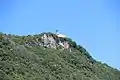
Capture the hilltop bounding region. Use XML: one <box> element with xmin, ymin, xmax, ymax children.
<box><xmin>0</xmin><ymin>32</ymin><xmax>120</xmax><ymax>80</ymax></box>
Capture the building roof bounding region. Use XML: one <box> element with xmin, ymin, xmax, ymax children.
<box><xmin>56</xmin><ymin>33</ymin><xmax>67</xmax><ymax>38</ymax></box>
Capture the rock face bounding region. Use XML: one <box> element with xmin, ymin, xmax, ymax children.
<box><xmin>41</xmin><ymin>34</ymin><xmax>56</xmax><ymax>49</ymax></box>
<box><xmin>23</xmin><ymin>33</ymin><xmax>71</xmax><ymax>51</ymax></box>
<box><xmin>35</xmin><ymin>33</ymin><xmax>70</xmax><ymax>50</ymax></box>
<box><xmin>63</xmin><ymin>41</ymin><xmax>69</xmax><ymax>49</ymax></box>
<box><xmin>58</xmin><ymin>41</ymin><xmax>69</xmax><ymax>50</ymax></box>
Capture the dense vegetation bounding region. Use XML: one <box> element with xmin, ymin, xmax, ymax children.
<box><xmin>0</xmin><ymin>32</ymin><xmax>120</xmax><ymax>80</ymax></box>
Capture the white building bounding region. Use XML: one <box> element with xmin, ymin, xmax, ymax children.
<box><xmin>56</xmin><ymin>32</ymin><xmax>67</xmax><ymax>38</ymax></box>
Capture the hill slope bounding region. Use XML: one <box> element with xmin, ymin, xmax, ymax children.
<box><xmin>0</xmin><ymin>32</ymin><xmax>120</xmax><ymax>80</ymax></box>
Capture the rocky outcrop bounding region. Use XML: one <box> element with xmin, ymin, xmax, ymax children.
<box><xmin>41</xmin><ymin>33</ymin><xmax>71</xmax><ymax>50</ymax></box>
<box><xmin>41</xmin><ymin>34</ymin><xmax>57</xmax><ymax>49</ymax></box>
<box><xmin>22</xmin><ymin>33</ymin><xmax>71</xmax><ymax>51</ymax></box>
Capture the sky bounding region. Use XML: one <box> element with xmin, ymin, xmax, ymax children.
<box><xmin>0</xmin><ymin>0</ymin><xmax>119</xmax><ymax>69</ymax></box>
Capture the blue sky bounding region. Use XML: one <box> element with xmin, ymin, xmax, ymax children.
<box><xmin>0</xmin><ymin>0</ymin><xmax>119</xmax><ymax>69</ymax></box>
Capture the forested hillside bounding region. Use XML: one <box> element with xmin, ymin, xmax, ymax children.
<box><xmin>0</xmin><ymin>32</ymin><xmax>120</xmax><ymax>80</ymax></box>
